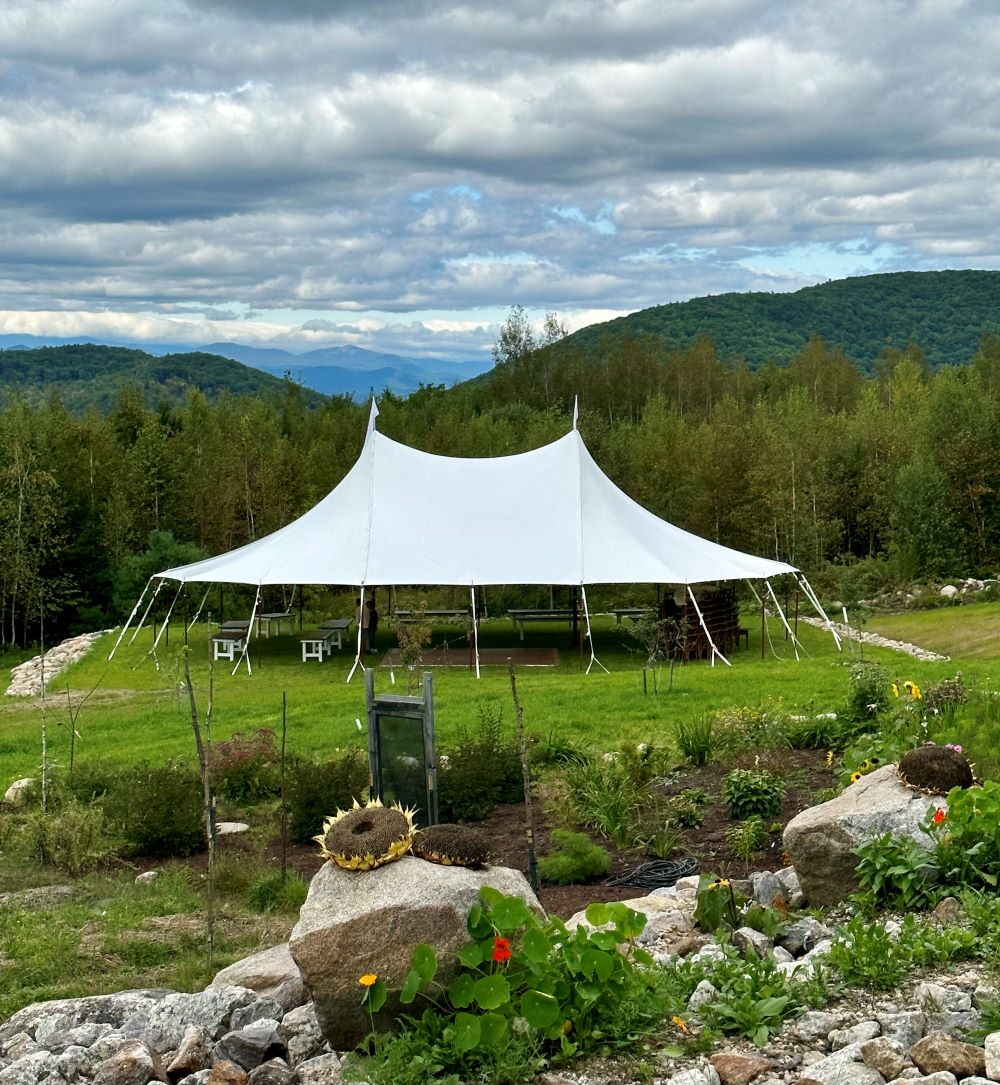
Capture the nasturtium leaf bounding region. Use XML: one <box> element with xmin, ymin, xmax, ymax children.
<box><xmin>521</xmin><ymin>989</ymin><xmax>560</xmax><ymax>1029</ymax></box>
<box><xmin>412</xmin><ymin>943</ymin><xmax>437</xmax><ymax>981</ymax></box>
<box><xmin>448</xmin><ymin>972</ymin><xmax>475</xmax><ymax>1009</ymax></box>
<box><xmin>364</xmin><ymin>977</ymin><xmax>387</xmax><ymax>1014</ymax></box>
<box><xmin>490</xmin><ymin>895</ymin><xmax>529</xmax><ymax>932</ymax></box>
<box><xmin>399</xmin><ymin>968</ymin><xmax>422</xmax><ymax>1004</ymax></box>
<box><xmin>577</xmin><ymin>980</ymin><xmax>601</xmax><ymax>1003</ymax></box>
<box><xmin>473</xmin><ymin>974</ymin><xmax>510</xmax><ymax>1011</ymax></box>
<box><xmin>585</xmin><ymin>948</ymin><xmax>614</xmax><ymax>982</ymax></box>
<box><xmin>478</xmin><ymin>1012</ymin><xmax>508</xmax><ymax>1047</ymax></box>
<box><xmin>466</xmin><ymin>903</ymin><xmax>484</xmax><ymax>934</ymax></box>
<box><xmin>584</xmin><ymin>902</ymin><xmax>612</xmax><ymax>927</ymax></box>
<box><xmin>479</xmin><ymin>886</ymin><xmax>503</xmax><ymax>908</ymax></box>
<box><xmin>457</xmin><ymin>943</ymin><xmax>485</xmax><ymax>968</ymax></box>
<box><xmin>452</xmin><ymin>1013</ymin><xmax>481</xmax><ymax>1054</ymax></box>
<box><xmin>520</xmin><ymin>928</ymin><xmax>551</xmax><ymax>964</ymax></box>
<box><xmin>590</xmin><ymin>931</ymin><xmax>618</xmax><ymax>951</ymax></box>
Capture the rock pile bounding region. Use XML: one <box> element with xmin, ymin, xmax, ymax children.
<box><xmin>5</xmin><ymin>632</ymin><xmax>111</xmax><ymax>697</ymax></box>
<box><xmin>797</xmin><ymin>617</ymin><xmax>948</xmax><ymax>662</ymax></box>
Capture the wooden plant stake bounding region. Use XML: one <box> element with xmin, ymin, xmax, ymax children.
<box><xmin>184</xmin><ymin>650</ymin><xmax>217</xmax><ymax>963</ymax></box>
<box><xmin>507</xmin><ymin>659</ymin><xmax>538</xmax><ymax>893</ymax></box>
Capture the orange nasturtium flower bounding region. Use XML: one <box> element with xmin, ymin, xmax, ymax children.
<box><xmin>359</xmin><ymin>973</ymin><xmax>378</xmax><ymax>987</ymax></box>
<box><xmin>933</xmin><ymin>808</ymin><xmax>946</xmax><ymax>825</ymax></box>
<box><xmin>672</xmin><ymin>1015</ymin><xmax>690</xmax><ymax>1033</ymax></box>
<box><xmin>492</xmin><ymin>937</ymin><xmax>512</xmax><ymax>962</ymax></box>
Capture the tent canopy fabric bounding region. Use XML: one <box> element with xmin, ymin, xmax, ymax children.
<box><xmin>156</xmin><ymin>426</ymin><xmax>797</xmax><ymax>587</ymax></box>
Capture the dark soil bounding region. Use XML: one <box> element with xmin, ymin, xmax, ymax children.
<box><xmin>184</xmin><ymin>748</ymin><xmax>836</xmax><ymax>921</ymax></box>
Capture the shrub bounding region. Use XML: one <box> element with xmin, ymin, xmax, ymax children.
<box><xmin>286</xmin><ymin>748</ymin><xmax>369</xmax><ymax>844</ymax></box>
<box><xmin>537</xmin><ymin>829</ymin><xmax>611</xmax><ymax>884</ymax></box>
<box><xmin>843</xmin><ymin>661</ymin><xmax>891</xmax><ymax>721</ymax></box>
<box><xmin>20</xmin><ymin>799</ymin><xmax>118</xmax><ymax>876</ymax></box>
<box><xmin>714</xmin><ymin>702</ymin><xmax>790</xmax><ymax>751</ymax></box>
<box><xmin>438</xmin><ymin>706</ymin><xmax>524</xmax><ymax>823</ymax></box>
<box><xmin>101</xmin><ymin>763</ymin><xmax>205</xmax><ymax>858</ymax></box>
<box><xmin>209</xmin><ymin>729</ymin><xmax>280</xmax><ymax>803</ymax></box>
<box><xmin>721</xmin><ymin>768</ymin><xmax>785</xmax><ymax>819</ymax></box>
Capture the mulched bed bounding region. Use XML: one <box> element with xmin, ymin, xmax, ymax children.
<box><xmin>195</xmin><ymin>748</ymin><xmax>836</xmax><ymax>921</ymax></box>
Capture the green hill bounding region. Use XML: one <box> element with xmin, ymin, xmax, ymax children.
<box><xmin>0</xmin><ymin>343</ymin><xmax>328</xmax><ymax>410</ymax></box>
<box><xmin>561</xmin><ymin>270</ymin><xmax>1000</xmax><ymax>371</ymax></box>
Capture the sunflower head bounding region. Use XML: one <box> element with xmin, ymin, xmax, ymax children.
<box><xmin>314</xmin><ymin>796</ymin><xmax>416</xmax><ymax>870</ymax></box>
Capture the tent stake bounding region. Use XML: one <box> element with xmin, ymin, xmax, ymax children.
<box><xmin>469</xmin><ymin>586</ymin><xmax>481</xmax><ymax>679</ymax></box>
<box><xmin>581</xmin><ymin>585</ymin><xmax>608</xmax><ymax>674</ymax></box>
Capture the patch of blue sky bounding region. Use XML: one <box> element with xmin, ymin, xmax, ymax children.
<box><xmin>551</xmin><ymin>204</ymin><xmax>616</xmax><ymax>235</ymax></box>
<box><xmin>621</xmin><ymin>246</ymin><xmax>714</xmax><ymax>263</ymax></box>
<box><xmin>736</xmin><ymin>240</ymin><xmax>905</xmax><ymax>279</ymax></box>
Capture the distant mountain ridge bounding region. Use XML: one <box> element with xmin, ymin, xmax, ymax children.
<box><xmin>557</xmin><ymin>270</ymin><xmax>1000</xmax><ymax>370</ymax></box>
<box><xmin>0</xmin><ymin>334</ymin><xmax>490</xmax><ymax>398</ymax></box>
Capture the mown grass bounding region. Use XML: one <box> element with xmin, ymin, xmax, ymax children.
<box><xmin>0</xmin><ymin>611</ymin><xmax>981</xmax><ymax>784</ymax></box>
<box><xmin>865</xmin><ymin>601</ymin><xmax>1000</xmax><ymax>660</ymax></box>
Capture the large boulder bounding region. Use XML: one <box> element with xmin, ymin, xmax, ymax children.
<box><xmin>783</xmin><ymin>764</ymin><xmax>939</xmax><ymax>906</ymax></box>
<box><xmin>210</xmin><ymin>946</ymin><xmax>306</xmax><ymax>1011</ymax></box>
<box><xmin>289</xmin><ymin>856</ymin><xmax>543</xmax><ymax>1050</ymax></box>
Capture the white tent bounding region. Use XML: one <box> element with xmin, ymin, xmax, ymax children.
<box><xmin>116</xmin><ymin>405</ymin><xmax>836</xmax><ymax>674</ymax></box>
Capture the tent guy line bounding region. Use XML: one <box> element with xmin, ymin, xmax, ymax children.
<box><xmin>110</xmin><ymin>400</ymin><xmax>838</xmax><ymax>678</ymax></box>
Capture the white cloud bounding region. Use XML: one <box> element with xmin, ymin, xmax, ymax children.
<box><xmin>0</xmin><ymin>0</ymin><xmax>995</xmax><ymax>349</ymax></box>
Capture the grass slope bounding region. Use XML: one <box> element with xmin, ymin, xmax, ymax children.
<box><xmin>865</xmin><ymin>602</ymin><xmax>1000</xmax><ymax>660</ymax></box>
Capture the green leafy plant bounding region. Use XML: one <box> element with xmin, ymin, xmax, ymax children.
<box><xmin>438</xmin><ymin>706</ymin><xmax>524</xmax><ymax>823</ymax></box>
<box><xmin>98</xmin><ymin>762</ymin><xmax>205</xmax><ymax>858</ymax></box>
<box><xmin>721</xmin><ymin>768</ymin><xmax>785</xmax><ymax>819</ymax></box>
<box><xmin>714</xmin><ymin>701</ymin><xmax>790</xmax><ymax>752</ymax></box>
<box><xmin>700</xmin><ymin>946</ymin><xmax>799</xmax><ymax>1046</ymax></box>
<box><xmin>828</xmin><ymin>914</ymin><xmax>910</xmax><ymax>990</ymax></box>
<box><xmin>853</xmin><ymin>831</ymin><xmax>938</xmax><ymax>911</ymax></box>
<box><xmin>353</xmin><ymin>888</ymin><xmax>661</xmax><ymax>1084</ymax></box>
<box><xmin>246</xmin><ymin>871</ymin><xmax>310</xmax><ymax>913</ymax></box>
<box><xmin>537</xmin><ymin>830</ymin><xmax>611</xmax><ymax>885</ymax></box>
<box><xmin>843</xmin><ymin>661</ymin><xmax>892</xmax><ymax>721</ymax></box>
<box><xmin>927</xmin><ymin>782</ymin><xmax>1000</xmax><ymax>890</ymax></box>
<box><xmin>663</xmin><ymin>790</ymin><xmax>708</xmax><ymax>828</ymax></box>
<box><xmin>725</xmin><ymin>816</ymin><xmax>768</xmax><ymax>862</ymax></box>
<box><xmin>674</xmin><ymin>714</ymin><xmax>718</xmax><ymax>766</ymax></box>
<box><xmin>693</xmin><ymin>874</ymin><xmax>745</xmax><ymax>933</ymax></box>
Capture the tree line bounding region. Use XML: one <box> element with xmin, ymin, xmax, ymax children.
<box><xmin>3</xmin><ymin>330</ymin><xmax>1000</xmax><ymax>646</ymax></box>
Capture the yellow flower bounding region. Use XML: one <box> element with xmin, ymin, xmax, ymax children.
<box><xmin>826</xmin><ymin>750</ymin><xmax>834</xmax><ymax>766</ymax></box>
<box><xmin>912</xmin><ymin>684</ymin><xmax>922</xmax><ymax>700</ymax></box>
<box><xmin>891</xmin><ymin>683</ymin><xmax>900</xmax><ymax>697</ymax></box>
<box><xmin>359</xmin><ymin>973</ymin><xmax>378</xmax><ymax>987</ymax></box>
<box><xmin>672</xmin><ymin>1015</ymin><xmax>690</xmax><ymax>1033</ymax></box>
<box><xmin>850</xmin><ymin>771</ymin><xmax>862</xmax><ymax>782</ymax></box>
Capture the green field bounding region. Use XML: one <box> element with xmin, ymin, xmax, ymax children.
<box><xmin>0</xmin><ymin>609</ymin><xmax>987</xmax><ymax>785</ymax></box>
<box><xmin>865</xmin><ymin>601</ymin><xmax>1000</xmax><ymax>660</ymax></box>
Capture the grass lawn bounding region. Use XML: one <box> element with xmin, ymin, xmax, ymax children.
<box><xmin>865</xmin><ymin>601</ymin><xmax>1000</xmax><ymax>660</ymax></box>
<box><xmin>0</xmin><ymin>609</ymin><xmax>987</xmax><ymax>785</ymax></box>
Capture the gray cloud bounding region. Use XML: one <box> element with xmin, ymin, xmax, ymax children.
<box><xmin>0</xmin><ymin>0</ymin><xmax>996</xmax><ymax>356</ymax></box>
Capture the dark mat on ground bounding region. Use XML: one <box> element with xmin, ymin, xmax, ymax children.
<box><xmin>379</xmin><ymin>647</ymin><xmax>559</xmax><ymax>667</ymax></box>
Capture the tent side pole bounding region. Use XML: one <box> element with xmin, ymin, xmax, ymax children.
<box><xmin>797</xmin><ymin>574</ymin><xmax>842</xmax><ymax>650</ymax></box>
<box><xmin>128</xmin><ymin>578</ymin><xmax>164</xmax><ymax>646</ymax></box>
<box><xmin>151</xmin><ymin>583</ymin><xmax>184</xmax><ymax>658</ymax></box>
<box><xmin>744</xmin><ymin>579</ymin><xmax>778</xmax><ymax>660</ymax></box>
<box><xmin>232</xmin><ymin>587</ymin><xmax>261</xmax><ymax>676</ymax></box>
<box><xmin>686</xmin><ymin>586</ymin><xmax>731</xmax><ymax>668</ymax></box>
<box><xmin>187</xmin><ymin>585</ymin><xmax>212</xmax><ymax>633</ymax></box>
<box><xmin>108</xmin><ymin>578</ymin><xmax>153</xmax><ymax>660</ymax></box>
<box><xmin>470</xmin><ymin>586</ymin><xmax>481</xmax><ymax>680</ymax></box>
<box><xmin>581</xmin><ymin>586</ymin><xmax>609</xmax><ymax>675</ymax></box>
<box><xmin>764</xmin><ymin>579</ymin><xmax>805</xmax><ymax>661</ymax></box>
<box><xmin>347</xmin><ymin>586</ymin><xmax>366</xmax><ymax>684</ymax></box>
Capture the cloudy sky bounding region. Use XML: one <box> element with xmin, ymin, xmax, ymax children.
<box><xmin>0</xmin><ymin>0</ymin><xmax>997</xmax><ymax>361</ymax></box>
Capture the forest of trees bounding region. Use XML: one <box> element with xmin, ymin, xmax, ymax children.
<box><xmin>3</xmin><ymin>327</ymin><xmax>1000</xmax><ymax>646</ymax></box>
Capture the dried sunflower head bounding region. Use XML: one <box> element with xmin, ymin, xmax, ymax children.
<box><xmin>314</xmin><ymin>796</ymin><xmax>416</xmax><ymax>870</ymax></box>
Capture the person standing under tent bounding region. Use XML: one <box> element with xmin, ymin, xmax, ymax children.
<box><xmin>365</xmin><ymin>596</ymin><xmax>379</xmax><ymax>653</ymax></box>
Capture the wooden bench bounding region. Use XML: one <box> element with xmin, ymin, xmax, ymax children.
<box><xmin>319</xmin><ymin>617</ymin><xmax>353</xmax><ymax>649</ymax></box>
<box><xmin>212</xmin><ymin>634</ymin><xmax>247</xmax><ymax>661</ymax></box>
<box><xmin>299</xmin><ymin>630</ymin><xmax>338</xmax><ymax>662</ymax></box>
<box><xmin>613</xmin><ymin>607</ymin><xmax>651</xmax><ymax>625</ymax></box>
<box><xmin>507</xmin><ymin>609</ymin><xmax>575</xmax><ymax>641</ymax></box>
